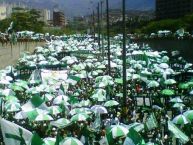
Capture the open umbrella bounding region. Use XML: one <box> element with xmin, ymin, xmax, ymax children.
<box><xmin>53</xmin><ymin>95</ymin><xmax>69</xmax><ymax>105</ymax></box>
<box><xmin>91</xmin><ymin>105</ymin><xmax>108</xmax><ymax>114</ymax></box>
<box><xmin>170</xmin><ymin>97</ymin><xmax>183</xmax><ymax>103</ymax></box>
<box><xmin>50</xmin><ymin>118</ymin><xmax>70</xmax><ymax>128</ymax></box>
<box><xmin>172</xmin><ymin>114</ymin><xmax>189</xmax><ymax>125</ymax></box>
<box><xmin>34</xmin><ymin>114</ymin><xmax>53</xmax><ymax>121</ymax></box>
<box><xmin>60</xmin><ymin>137</ymin><xmax>83</xmax><ymax>145</ymax></box>
<box><xmin>43</xmin><ymin>137</ymin><xmax>56</xmax><ymax>145</ymax></box>
<box><xmin>48</xmin><ymin>106</ymin><xmax>62</xmax><ymax>115</ymax></box>
<box><xmin>4</xmin><ymin>102</ymin><xmax>21</xmax><ymax>112</ymax></box>
<box><xmin>183</xmin><ymin>110</ymin><xmax>193</xmax><ymax>121</ymax></box>
<box><xmin>104</xmin><ymin>100</ymin><xmax>119</xmax><ymax>107</ymax></box>
<box><xmin>161</xmin><ymin>89</ymin><xmax>175</xmax><ymax>96</ymax></box>
<box><xmin>179</xmin><ymin>83</ymin><xmax>189</xmax><ymax>90</ymax></box>
<box><xmin>165</xmin><ymin>79</ymin><xmax>176</xmax><ymax>85</ymax></box>
<box><xmin>110</xmin><ymin>125</ymin><xmax>129</xmax><ymax>139</ymax></box>
<box><xmin>70</xmin><ymin>113</ymin><xmax>89</xmax><ymax>122</ymax></box>
<box><xmin>147</xmin><ymin>81</ymin><xmax>159</xmax><ymax>88</ymax></box>
<box><xmin>172</xmin><ymin>103</ymin><xmax>185</xmax><ymax>108</ymax></box>
<box><xmin>69</xmin><ymin>108</ymin><xmax>91</xmax><ymax>116</ymax></box>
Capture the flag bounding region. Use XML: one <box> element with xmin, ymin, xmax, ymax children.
<box><xmin>123</xmin><ymin>128</ymin><xmax>145</xmax><ymax>145</ymax></box>
<box><xmin>21</xmin><ymin>95</ymin><xmax>48</xmax><ymax>111</ymax></box>
<box><xmin>105</xmin><ymin>127</ymin><xmax>113</xmax><ymax>145</ymax></box>
<box><xmin>92</xmin><ymin>113</ymin><xmax>101</xmax><ymax>131</ymax></box>
<box><xmin>30</xmin><ymin>132</ymin><xmax>44</xmax><ymax>145</ymax></box>
<box><xmin>0</xmin><ymin>118</ymin><xmax>33</xmax><ymax>145</ymax></box>
<box><xmin>168</xmin><ymin>121</ymin><xmax>189</xmax><ymax>144</ymax></box>
<box><xmin>145</xmin><ymin>113</ymin><xmax>158</xmax><ymax>130</ymax></box>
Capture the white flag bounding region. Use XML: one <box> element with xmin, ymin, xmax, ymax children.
<box><xmin>0</xmin><ymin>118</ymin><xmax>33</xmax><ymax>145</ymax></box>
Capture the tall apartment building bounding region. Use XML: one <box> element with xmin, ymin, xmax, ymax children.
<box><xmin>156</xmin><ymin>0</ymin><xmax>193</xmax><ymax>19</ymax></box>
<box><xmin>53</xmin><ymin>10</ymin><xmax>65</xmax><ymax>27</ymax></box>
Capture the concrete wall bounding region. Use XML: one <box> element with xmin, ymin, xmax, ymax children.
<box><xmin>0</xmin><ymin>42</ymin><xmax>45</xmax><ymax>69</ymax></box>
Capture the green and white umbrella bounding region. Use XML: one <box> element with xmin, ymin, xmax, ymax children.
<box><xmin>91</xmin><ymin>105</ymin><xmax>108</xmax><ymax>114</ymax></box>
<box><xmin>170</xmin><ymin>97</ymin><xmax>183</xmax><ymax>103</ymax></box>
<box><xmin>50</xmin><ymin>118</ymin><xmax>70</xmax><ymax>128</ymax></box>
<box><xmin>172</xmin><ymin>103</ymin><xmax>185</xmax><ymax>108</ymax></box>
<box><xmin>43</xmin><ymin>137</ymin><xmax>56</xmax><ymax>145</ymax></box>
<box><xmin>110</xmin><ymin>125</ymin><xmax>129</xmax><ymax>139</ymax></box>
<box><xmin>79</xmin><ymin>100</ymin><xmax>91</xmax><ymax>107</ymax></box>
<box><xmin>165</xmin><ymin>79</ymin><xmax>176</xmax><ymax>85</ymax></box>
<box><xmin>172</xmin><ymin>114</ymin><xmax>189</xmax><ymax>125</ymax></box>
<box><xmin>161</xmin><ymin>89</ymin><xmax>175</xmax><ymax>96</ymax></box>
<box><xmin>60</xmin><ymin>137</ymin><xmax>83</xmax><ymax>145</ymax></box>
<box><xmin>183</xmin><ymin>110</ymin><xmax>193</xmax><ymax>121</ymax></box>
<box><xmin>179</xmin><ymin>83</ymin><xmax>189</xmax><ymax>90</ymax></box>
<box><xmin>147</xmin><ymin>81</ymin><xmax>159</xmax><ymax>88</ymax></box>
<box><xmin>4</xmin><ymin>102</ymin><xmax>21</xmax><ymax>112</ymax></box>
<box><xmin>10</xmin><ymin>84</ymin><xmax>24</xmax><ymax>92</ymax></box>
<box><xmin>53</xmin><ymin>95</ymin><xmax>69</xmax><ymax>105</ymax></box>
<box><xmin>34</xmin><ymin>114</ymin><xmax>53</xmax><ymax>121</ymax></box>
<box><xmin>26</xmin><ymin>108</ymin><xmax>49</xmax><ymax>121</ymax></box>
<box><xmin>5</xmin><ymin>96</ymin><xmax>19</xmax><ymax>102</ymax></box>
<box><xmin>69</xmin><ymin>108</ymin><xmax>91</xmax><ymax>116</ymax></box>
<box><xmin>15</xmin><ymin>80</ymin><xmax>29</xmax><ymax>89</ymax></box>
<box><xmin>104</xmin><ymin>100</ymin><xmax>119</xmax><ymax>107</ymax></box>
<box><xmin>48</xmin><ymin>106</ymin><xmax>62</xmax><ymax>115</ymax></box>
<box><xmin>70</xmin><ymin>113</ymin><xmax>89</xmax><ymax>122</ymax></box>
<box><xmin>114</xmin><ymin>78</ymin><xmax>123</xmax><ymax>84</ymax></box>
<box><xmin>124</xmin><ymin>122</ymin><xmax>144</xmax><ymax>132</ymax></box>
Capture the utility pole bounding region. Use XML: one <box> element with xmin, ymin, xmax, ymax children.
<box><xmin>101</xmin><ymin>1</ymin><xmax>104</xmax><ymax>60</ymax></box>
<box><xmin>122</xmin><ymin>0</ymin><xmax>127</xmax><ymax>114</ymax></box>
<box><xmin>97</xmin><ymin>3</ymin><xmax>101</xmax><ymax>50</ymax></box>
<box><xmin>106</xmin><ymin>0</ymin><xmax>111</xmax><ymax>76</ymax></box>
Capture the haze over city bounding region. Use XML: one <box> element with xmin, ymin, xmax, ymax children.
<box><xmin>1</xmin><ymin>0</ymin><xmax>155</xmax><ymax>17</ymax></box>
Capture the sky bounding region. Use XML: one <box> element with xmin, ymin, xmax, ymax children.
<box><xmin>3</xmin><ymin>0</ymin><xmax>155</xmax><ymax>17</ymax></box>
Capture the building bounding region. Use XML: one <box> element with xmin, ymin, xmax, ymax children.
<box><xmin>0</xmin><ymin>5</ymin><xmax>7</xmax><ymax>20</ymax></box>
<box><xmin>39</xmin><ymin>9</ymin><xmax>51</xmax><ymax>25</ymax></box>
<box><xmin>156</xmin><ymin>0</ymin><xmax>193</xmax><ymax>19</ymax></box>
<box><xmin>53</xmin><ymin>10</ymin><xmax>65</xmax><ymax>27</ymax></box>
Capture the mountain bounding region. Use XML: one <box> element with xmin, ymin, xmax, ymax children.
<box><xmin>2</xmin><ymin>0</ymin><xmax>155</xmax><ymax>17</ymax></box>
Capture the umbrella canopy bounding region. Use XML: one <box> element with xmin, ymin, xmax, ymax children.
<box><xmin>69</xmin><ymin>108</ymin><xmax>91</xmax><ymax>116</ymax></box>
<box><xmin>170</xmin><ymin>97</ymin><xmax>183</xmax><ymax>103</ymax></box>
<box><xmin>48</xmin><ymin>106</ymin><xmax>62</xmax><ymax>115</ymax></box>
<box><xmin>53</xmin><ymin>95</ymin><xmax>69</xmax><ymax>105</ymax></box>
<box><xmin>70</xmin><ymin>113</ymin><xmax>89</xmax><ymax>122</ymax></box>
<box><xmin>179</xmin><ymin>83</ymin><xmax>189</xmax><ymax>90</ymax></box>
<box><xmin>147</xmin><ymin>81</ymin><xmax>159</xmax><ymax>88</ymax></box>
<box><xmin>4</xmin><ymin>102</ymin><xmax>21</xmax><ymax>112</ymax></box>
<box><xmin>34</xmin><ymin>114</ymin><xmax>53</xmax><ymax>121</ymax></box>
<box><xmin>161</xmin><ymin>89</ymin><xmax>175</xmax><ymax>96</ymax></box>
<box><xmin>165</xmin><ymin>79</ymin><xmax>176</xmax><ymax>85</ymax></box>
<box><xmin>43</xmin><ymin>137</ymin><xmax>56</xmax><ymax>145</ymax></box>
<box><xmin>91</xmin><ymin>105</ymin><xmax>108</xmax><ymax>114</ymax></box>
<box><xmin>60</xmin><ymin>137</ymin><xmax>83</xmax><ymax>145</ymax></box>
<box><xmin>172</xmin><ymin>103</ymin><xmax>185</xmax><ymax>108</ymax></box>
<box><xmin>172</xmin><ymin>114</ymin><xmax>189</xmax><ymax>125</ymax></box>
<box><xmin>50</xmin><ymin>118</ymin><xmax>70</xmax><ymax>128</ymax></box>
<box><xmin>110</xmin><ymin>125</ymin><xmax>129</xmax><ymax>139</ymax></box>
<box><xmin>183</xmin><ymin>110</ymin><xmax>193</xmax><ymax>121</ymax></box>
<box><xmin>104</xmin><ymin>100</ymin><xmax>119</xmax><ymax>107</ymax></box>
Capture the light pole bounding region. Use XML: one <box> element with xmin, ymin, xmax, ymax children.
<box><xmin>106</xmin><ymin>0</ymin><xmax>111</xmax><ymax>76</ymax></box>
<box><xmin>122</xmin><ymin>0</ymin><xmax>127</xmax><ymax>112</ymax></box>
<box><xmin>97</xmin><ymin>3</ymin><xmax>101</xmax><ymax>51</ymax></box>
<box><xmin>101</xmin><ymin>1</ymin><xmax>104</xmax><ymax>60</ymax></box>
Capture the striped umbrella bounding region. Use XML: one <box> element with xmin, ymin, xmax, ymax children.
<box><xmin>110</xmin><ymin>125</ymin><xmax>129</xmax><ymax>139</ymax></box>
<box><xmin>170</xmin><ymin>97</ymin><xmax>183</xmax><ymax>103</ymax></box>
<box><xmin>104</xmin><ymin>100</ymin><xmax>119</xmax><ymax>107</ymax></box>
<box><xmin>53</xmin><ymin>95</ymin><xmax>69</xmax><ymax>105</ymax></box>
<box><xmin>172</xmin><ymin>114</ymin><xmax>190</xmax><ymax>125</ymax></box>
<box><xmin>4</xmin><ymin>102</ymin><xmax>21</xmax><ymax>112</ymax></box>
<box><xmin>50</xmin><ymin>118</ymin><xmax>70</xmax><ymax>128</ymax></box>
<box><xmin>48</xmin><ymin>106</ymin><xmax>62</xmax><ymax>115</ymax></box>
<box><xmin>183</xmin><ymin>110</ymin><xmax>193</xmax><ymax>121</ymax></box>
<box><xmin>165</xmin><ymin>79</ymin><xmax>176</xmax><ymax>85</ymax></box>
<box><xmin>91</xmin><ymin>105</ymin><xmax>108</xmax><ymax>114</ymax></box>
<box><xmin>70</xmin><ymin>113</ymin><xmax>89</xmax><ymax>122</ymax></box>
<box><xmin>69</xmin><ymin>108</ymin><xmax>91</xmax><ymax>116</ymax></box>
<box><xmin>60</xmin><ymin>137</ymin><xmax>83</xmax><ymax>145</ymax></box>
<box><xmin>43</xmin><ymin>137</ymin><xmax>56</xmax><ymax>145</ymax></box>
<box><xmin>35</xmin><ymin>114</ymin><xmax>53</xmax><ymax>121</ymax></box>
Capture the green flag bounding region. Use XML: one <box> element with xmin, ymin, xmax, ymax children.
<box><xmin>168</xmin><ymin>121</ymin><xmax>189</xmax><ymax>144</ymax></box>
<box><xmin>31</xmin><ymin>132</ymin><xmax>44</xmax><ymax>145</ymax></box>
<box><xmin>145</xmin><ymin>113</ymin><xmax>158</xmax><ymax>131</ymax></box>
<box><xmin>123</xmin><ymin>128</ymin><xmax>145</xmax><ymax>145</ymax></box>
